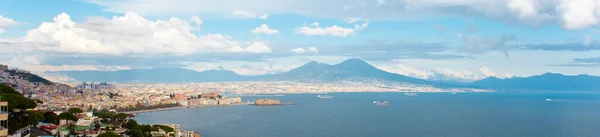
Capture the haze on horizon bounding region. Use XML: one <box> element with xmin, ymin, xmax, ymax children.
<box><xmin>1</xmin><ymin>0</ymin><xmax>600</xmax><ymax>83</ymax></box>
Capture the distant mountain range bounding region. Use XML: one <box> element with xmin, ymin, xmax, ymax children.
<box><xmin>48</xmin><ymin>58</ymin><xmax>600</xmax><ymax>91</ymax></box>
<box><xmin>48</xmin><ymin>68</ymin><xmax>266</xmax><ymax>83</ymax></box>
<box><xmin>472</xmin><ymin>73</ymin><xmax>600</xmax><ymax>91</ymax></box>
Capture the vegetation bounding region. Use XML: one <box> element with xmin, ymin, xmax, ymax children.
<box><xmin>122</xmin><ymin>119</ymin><xmax>174</xmax><ymax>137</ymax></box>
<box><xmin>4</xmin><ymin>69</ymin><xmax>53</xmax><ymax>85</ymax></box>
<box><xmin>116</xmin><ymin>103</ymin><xmax>180</xmax><ymax>112</ymax></box>
<box><xmin>97</xmin><ymin>131</ymin><xmax>121</xmax><ymax>137</ymax></box>
<box><xmin>27</xmin><ymin>111</ymin><xmax>45</xmax><ymax>125</ymax></box>
<box><xmin>68</xmin><ymin>108</ymin><xmax>84</xmax><ymax>114</ymax></box>
<box><xmin>43</xmin><ymin>111</ymin><xmax>59</xmax><ymax>124</ymax></box>
<box><xmin>0</xmin><ymin>84</ymin><xmax>38</xmax><ymax>134</ymax></box>
<box><xmin>58</xmin><ymin>112</ymin><xmax>78</xmax><ymax>123</ymax></box>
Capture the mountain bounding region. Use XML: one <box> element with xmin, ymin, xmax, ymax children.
<box><xmin>270</xmin><ymin>58</ymin><xmax>436</xmax><ymax>85</ymax></box>
<box><xmin>472</xmin><ymin>73</ymin><xmax>600</xmax><ymax>91</ymax></box>
<box><xmin>49</xmin><ymin>68</ymin><xmax>266</xmax><ymax>83</ymax></box>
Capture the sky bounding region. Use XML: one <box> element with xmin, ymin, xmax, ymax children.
<box><xmin>0</xmin><ymin>0</ymin><xmax>600</xmax><ymax>82</ymax></box>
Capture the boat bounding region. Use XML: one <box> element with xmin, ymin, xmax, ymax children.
<box><xmin>317</xmin><ymin>95</ymin><xmax>334</xmax><ymax>99</ymax></box>
<box><xmin>373</xmin><ymin>101</ymin><xmax>389</xmax><ymax>106</ymax></box>
<box><xmin>546</xmin><ymin>98</ymin><xmax>552</xmax><ymax>102</ymax></box>
<box><xmin>405</xmin><ymin>92</ymin><xmax>418</xmax><ymax>96</ymax></box>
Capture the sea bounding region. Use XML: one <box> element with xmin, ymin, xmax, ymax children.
<box><xmin>134</xmin><ymin>92</ymin><xmax>600</xmax><ymax>137</ymax></box>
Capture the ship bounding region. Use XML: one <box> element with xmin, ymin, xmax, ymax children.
<box><xmin>373</xmin><ymin>101</ymin><xmax>389</xmax><ymax>106</ymax></box>
<box><xmin>405</xmin><ymin>92</ymin><xmax>418</xmax><ymax>96</ymax></box>
<box><xmin>317</xmin><ymin>95</ymin><xmax>334</xmax><ymax>99</ymax></box>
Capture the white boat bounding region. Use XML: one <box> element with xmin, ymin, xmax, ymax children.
<box><xmin>317</xmin><ymin>95</ymin><xmax>334</xmax><ymax>99</ymax></box>
<box><xmin>405</xmin><ymin>92</ymin><xmax>418</xmax><ymax>96</ymax></box>
<box><xmin>373</xmin><ymin>101</ymin><xmax>389</xmax><ymax>106</ymax></box>
<box><xmin>546</xmin><ymin>98</ymin><xmax>552</xmax><ymax>101</ymax></box>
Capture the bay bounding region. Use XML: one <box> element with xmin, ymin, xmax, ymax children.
<box><xmin>134</xmin><ymin>92</ymin><xmax>600</xmax><ymax>137</ymax></box>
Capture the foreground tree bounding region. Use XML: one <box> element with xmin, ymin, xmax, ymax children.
<box><xmin>0</xmin><ymin>85</ymin><xmax>38</xmax><ymax>134</ymax></box>
<box><xmin>43</xmin><ymin>111</ymin><xmax>59</xmax><ymax>124</ymax></box>
<box><xmin>27</xmin><ymin>111</ymin><xmax>45</xmax><ymax>125</ymax></box>
<box><xmin>98</xmin><ymin>131</ymin><xmax>121</xmax><ymax>137</ymax></box>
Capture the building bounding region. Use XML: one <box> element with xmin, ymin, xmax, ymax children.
<box><xmin>0</xmin><ymin>64</ymin><xmax>8</xmax><ymax>71</ymax></box>
<box><xmin>1</xmin><ymin>100</ymin><xmax>8</xmax><ymax>137</ymax></box>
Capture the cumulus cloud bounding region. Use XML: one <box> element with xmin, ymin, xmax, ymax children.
<box><xmin>296</xmin><ymin>22</ymin><xmax>355</xmax><ymax>37</ymax></box>
<box><xmin>379</xmin><ymin>64</ymin><xmax>481</xmax><ymax>82</ymax></box>
<box><xmin>296</xmin><ymin>21</ymin><xmax>369</xmax><ymax>37</ymax></box>
<box><xmin>479</xmin><ymin>66</ymin><xmax>512</xmax><ymax>78</ymax></box>
<box><xmin>291</xmin><ymin>48</ymin><xmax>306</xmax><ymax>54</ymax></box>
<box><xmin>0</xmin><ymin>15</ymin><xmax>17</xmax><ymax>34</ymax></box>
<box><xmin>308</xmin><ymin>47</ymin><xmax>318</xmax><ymax>53</ymax></box>
<box><xmin>251</xmin><ymin>24</ymin><xmax>279</xmax><ymax>35</ymax></box>
<box><xmin>242</xmin><ymin>41</ymin><xmax>272</xmax><ymax>54</ymax></box>
<box><xmin>557</xmin><ymin>0</ymin><xmax>600</xmax><ymax>30</ymax></box>
<box><xmin>291</xmin><ymin>47</ymin><xmax>318</xmax><ymax>54</ymax></box>
<box><xmin>13</xmin><ymin>12</ymin><xmax>271</xmax><ymax>55</ymax></box>
<box><xmin>232</xmin><ymin>10</ymin><xmax>268</xmax><ymax>19</ymax></box>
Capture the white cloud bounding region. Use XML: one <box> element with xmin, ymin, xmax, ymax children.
<box><xmin>479</xmin><ymin>66</ymin><xmax>512</xmax><ymax>78</ymax></box>
<box><xmin>292</xmin><ymin>47</ymin><xmax>318</xmax><ymax>54</ymax></box>
<box><xmin>292</xmin><ymin>48</ymin><xmax>306</xmax><ymax>54</ymax></box>
<box><xmin>251</xmin><ymin>24</ymin><xmax>279</xmax><ymax>35</ymax></box>
<box><xmin>232</xmin><ymin>10</ymin><xmax>268</xmax><ymax>19</ymax></box>
<box><xmin>244</xmin><ymin>41</ymin><xmax>272</xmax><ymax>54</ymax></box>
<box><xmin>85</xmin><ymin>0</ymin><xmax>600</xmax><ymax>30</ymax></box>
<box><xmin>0</xmin><ymin>15</ymin><xmax>16</xmax><ymax>27</ymax></box>
<box><xmin>308</xmin><ymin>47</ymin><xmax>318</xmax><ymax>53</ymax></box>
<box><xmin>479</xmin><ymin>66</ymin><xmax>497</xmax><ymax>77</ymax></box>
<box><xmin>379</xmin><ymin>64</ymin><xmax>482</xmax><ymax>82</ymax></box>
<box><xmin>190</xmin><ymin>16</ymin><xmax>202</xmax><ymax>30</ymax></box>
<box><xmin>296</xmin><ymin>22</ymin><xmax>356</xmax><ymax>37</ymax></box>
<box><xmin>557</xmin><ymin>0</ymin><xmax>600</xmax><ymax>30</ymax></box>
<box><xmin>14</xmin><ymin>12</ymin><xmax>270</xmax><ymax>55</ymax></box>
<box><xmin>0</xmin><ymin>15</ymin><xmax>17</xmax><ymax>34</ymax></box>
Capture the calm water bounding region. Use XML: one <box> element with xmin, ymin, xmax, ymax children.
<box><xmin>135</xmin><ymin>92</ymin><xmax>600</xmax><ymax>137</ymax></box>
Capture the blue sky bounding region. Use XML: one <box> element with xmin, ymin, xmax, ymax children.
<box><xmin>0</xmin><ymin>0</ymin><xmax>599</xmax><ymax>82</ymax></box>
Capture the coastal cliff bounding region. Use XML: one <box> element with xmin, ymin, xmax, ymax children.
<box><xmin>254</xmin><ymin>99</ymin><xmax>281</xmax><ymax>105</ymax></box>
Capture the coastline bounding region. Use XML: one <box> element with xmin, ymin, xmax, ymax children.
<box><xmin>124</xmin><ymin>103</ymin><xmax>250</xmax><ymax>114</ymax></box>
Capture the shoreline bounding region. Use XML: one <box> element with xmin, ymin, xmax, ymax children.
<box><xmin>124</xmin><ymin>104</ymin><xmax>251</xmax><ymax>114</ymax></box>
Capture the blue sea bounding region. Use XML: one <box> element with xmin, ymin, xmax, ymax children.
<box><xmin>134</xmin><ymin>92</ymin><xmax>600</xmax><ymax>137</ymax></box>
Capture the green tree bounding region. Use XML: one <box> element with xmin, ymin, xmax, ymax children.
<box><xmin>0</xmin><ymin>85</ymin><xmax>38</xmax><ymax>134</ymax></box>
<box><xmin>68</xmin><ymin>108</ymin><xmax>84</xmax><ymax>114</ymax></box>
<box><xmin>114</xmin><ymin>113</ymin><xmax>129</xmax><ymax>120</ymax></box>
<box><xmin>58</xmin><ymin>112</ymin><xmax>78</xmax><ymax>122</ymax></box>
<box><xmin>27</xmin><ymin>111</ymin><xmax>44</xmax><ymax>125</ymax></box>
<box><xmin>152</xmin><ymin>125</ymin><xmax>174</xmax><ymax>133</ymax></box>
<box><xmin>43</xmin><ymin>111</ymin><xmax>59</xmax><ymax>124</ymax></box>
<box><xmin>121</xmin><ymin>119</ymin><xmax>139</xmax><ymax>130</ymax></box>
<box><xmin>98</xmin><ymin>131</ymin><xmax>121</xmax><ymax>137</ymax></box>
<box><xmin>125</xmin><ymin>129</ymin><xmax>144</xmax><ymax>137</ymax></box>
